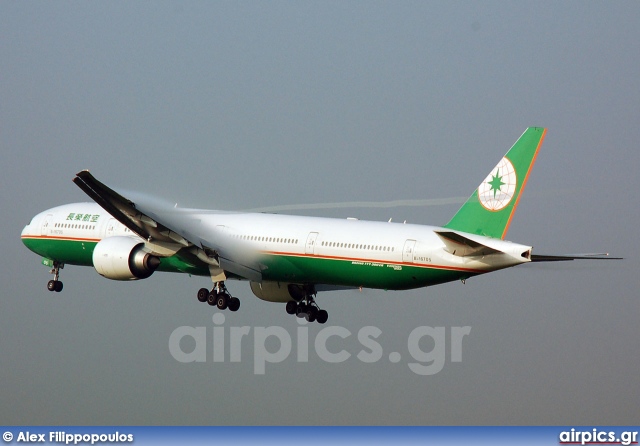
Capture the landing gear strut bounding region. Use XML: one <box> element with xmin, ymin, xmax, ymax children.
<box><xmin>285</xmin><ymin>292</ymin><xmax>328</xmax><ymax>324</ymax></box>
<box><xmin>197</xmin><ymin>281</ymin><xmax>240</xmax><ymax>312</ymax></box>
<box><xmin>47</xmin><ymin>261</ymin><xmax>64</xmax><ymax>292</ymax></box>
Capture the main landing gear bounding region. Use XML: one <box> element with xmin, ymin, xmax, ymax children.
<box><xmin>285</xmin><ymin>294</ymin><xmax>328</xmax><ymax>324</ymax></box>
<box><xmin>47</xmin><ymin>261</ymin><xmax>64</xmax><ymax>293</ymax></box>
<box><xmin>197</xmin><ymin>281</ymin><xmax>240</xmax><ymax>312</ymax></box>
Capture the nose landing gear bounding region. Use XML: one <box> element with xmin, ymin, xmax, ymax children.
<box><xmin>47</xmin><ymin>261</ymin><xmax>64</xmax><ymax>292</ymax></box>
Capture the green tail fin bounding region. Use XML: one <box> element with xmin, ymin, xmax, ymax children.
<box><xmin>444</xmin><ymin>127</ymin><xmax>547</xmax><ymax>239</ymax></box>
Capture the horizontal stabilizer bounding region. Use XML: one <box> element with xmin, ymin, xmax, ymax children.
<box><xmin>435</xmin><ymin>231</ymin><xmax>503</xmax><ymax>257</ymax></box>
<box><xmin>531</xmin><ymin>253</ymin><xmax>623</xmax><ymax>262</ymax></box>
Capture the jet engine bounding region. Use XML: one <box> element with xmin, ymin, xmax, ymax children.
<box><xmin>92</xmin><ymin>236</ymin><xmax>161</xmax><ymax>281</ymax></box>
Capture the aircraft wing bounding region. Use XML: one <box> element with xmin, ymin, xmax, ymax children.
<box><xmin>73</xmin><ymin>171</ymin><xmax>263</xmax><ymax>281</ymax></box>
<box><xmin>74</xmin><ymin>171</ymin><xmax>189</xmax><ymax>246</ymax></box>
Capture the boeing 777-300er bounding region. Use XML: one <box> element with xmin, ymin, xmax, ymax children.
<box><xmin>21</xmin><ymin>128</ymin><xmax>619</xmax><ymax>323</ymax></box>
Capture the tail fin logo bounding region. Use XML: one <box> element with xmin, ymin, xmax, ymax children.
<box><xmin>477</xmin><ymin>157</ymin><xmax>517</xmax><ymax>211</ymax></box>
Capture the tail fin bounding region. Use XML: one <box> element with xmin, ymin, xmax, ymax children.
<box><xmin>443</xmin><ymin>127</ymin><xmax>547</xmax><ymax>239</ymax></box>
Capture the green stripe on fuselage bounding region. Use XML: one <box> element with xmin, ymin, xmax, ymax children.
<box><xmin>259</xmin><ymin>253</ymin><xmax>476</xmax><ymax>290</ymax></box>
<box><xmin>22</xmin><ymin>237</ymin><xmax>476</xmax><ymax>289</ymax></box>
<box><xmin>21</xmin><ymin>237</ymin><xmax>209</xmax><ymax>276</ymax></box>
<box><xmin>22</xmin><ymin>237</ymin><xmax>97</xmax><ymax>266</ymax></box>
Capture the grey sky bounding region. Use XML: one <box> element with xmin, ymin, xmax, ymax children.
<box><xmin>1</xmin><ymin>1</ymin><xmax>638</xmax><ymax>425</ymax></box>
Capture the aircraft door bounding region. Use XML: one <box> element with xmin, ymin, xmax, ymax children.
<box><xmin>402</xmin><ymin>239</ymin><xmax>416</xmax><ymax>263</ymax></box>
<box><xmin>40</xmin><ymin>214</ymin><xmax>53</xmax><ymax>236</ymax></box>
<box><xmin>305</xmin><ymin>232</ymin><xmax>319</xmax><ymax>255</ymax></box>
<box><xmin>106</xmin><ymin>219</ymin><xmax>118</xmax><ymax>238</ymax></box>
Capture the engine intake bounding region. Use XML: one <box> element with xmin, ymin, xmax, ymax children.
<box><xmin>92</xmin><ymin>236</ymin><xmax>160</xmax><ymax>281</ymax></box>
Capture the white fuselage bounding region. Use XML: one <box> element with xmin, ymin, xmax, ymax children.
<box><xmin>22</xmin><ymin>202</ymin><xmax>532</xmax><ymax>291</ymax></box>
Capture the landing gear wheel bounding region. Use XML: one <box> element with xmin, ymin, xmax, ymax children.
<box><xmin>228</xmin><ymin>297</ymin><xmax>240</xmax><ymax>312</ymax></box>
<box><xmin>47</xmin><ymin>280</ymin><xmax>63</xmax><ymax>292</ymax></box>
<box><xmin>197</xmin><ymin>288</ymin><xmax>209</xmax><ymax>302</ymax></box>
<box><xmin>46</xmin><ymin>262</ymin><xmax>65</xmax><ymax>292</ymax></box>
<box><xmin>305</xmin><ymin>306</ymin><xmax>317</xmax><ymax>323</ymax></box>
<box><xmin>200</xmin><ymin>281</ymin><xmax>241</xmax><ymax>312</ymax></box>
<box><xmin>287</xmin><ymin>289</ymin><xmax>328</xmax><ymax>323</ymax></box>
<box><xmin>216</xmin><ymin>293</ymin><xmax>229</xmax><ymax>310</ymax></box>
<box><xmin>316</xmin><ymin>309</ymin><xmax>328</xmax><ymax>324</ymax></box>
<box><xmin>285</xmin><ymin>301</ymin><xmax>297</xmax><ymax>315</ymax></box>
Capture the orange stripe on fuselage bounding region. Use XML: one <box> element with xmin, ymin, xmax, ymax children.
<box><xmin>262</xmin><ymin>250</ymin><xmax>486</xmax><ymax>274</ymax></box>
<box><xmin>21</xmin><ymin>235</ymin><xmax>102</xmax><ymax>243</ymax></box>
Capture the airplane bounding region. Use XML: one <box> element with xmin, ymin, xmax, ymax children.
<box><xmin>21</xmin><ymin>128</ymin><xmax>619</xmax><ymax>324</ymax></box>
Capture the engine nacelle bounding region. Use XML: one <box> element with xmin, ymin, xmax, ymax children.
<box><xmin>92</xmin><ymin>236</ymin><xmax>161</xmax><ymax>281</ymax></box>
<box><xmin>250</xmin><ymin>281</ymin><xmax>309</xmax><ymax>303</ymax></box>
